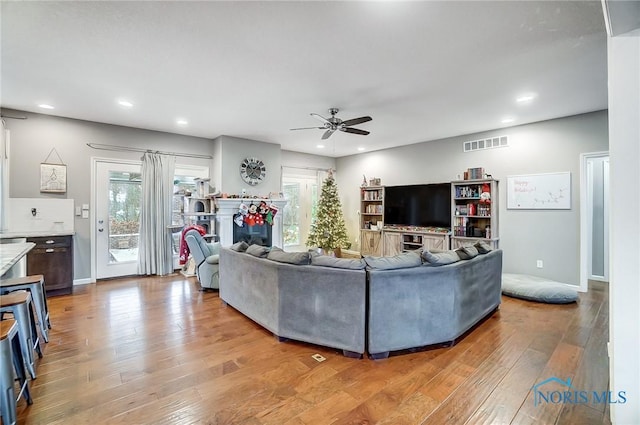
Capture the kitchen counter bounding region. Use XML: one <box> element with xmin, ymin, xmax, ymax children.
<box><xmin>0</xmin><ymin>242</ymin><xmax>35</xmax><ymax>276</ymax></box>
<box><xmin>0</xmin><ymin>231</ymin><xmax>75</xmax><ymax>239</ymax></box>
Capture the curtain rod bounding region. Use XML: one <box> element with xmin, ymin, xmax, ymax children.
<box><xmin>87</xmin><ymin>143</ymin><xmax>213</xmax><ymax>159</ymax></box>
<box><xmin>281</xmin><ymin>165</ymin><xmax>331</xmax><ymax>172</ymax></box>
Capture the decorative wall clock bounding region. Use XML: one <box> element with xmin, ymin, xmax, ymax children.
<box><xmin>240</xmin><ymin>157</ymin><xmax>266</xmax><ymax>186</ymax></box>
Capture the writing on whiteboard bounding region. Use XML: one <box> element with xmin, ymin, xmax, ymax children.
<box><xmin>507</xmin><ymin>173</ymin><xmax>571</xmax><ymax>209</ymax></box>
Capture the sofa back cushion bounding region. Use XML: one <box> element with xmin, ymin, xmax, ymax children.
<box><xmin>474</xmin><ymin>240</ymin><xmax>493</xmax><ymax>254</ymax></box>
<box><xmin>311</xmin><ymin>255</ymin><xmax>366</xmax><ymax>269</ymax></box>
<box><xmin>422</xmin><ymin>249</ymin><xmax>460</xmax><ymax>266</ymax></box>
<box><xmin>246</xmin><ymin>244</ymin><xmax>270</xmax><ymax>258</ymax></box>
<box><xmin>364</xmin><ymin>251</ymin><xmax>422</xmax><ymax>270</ymax></box>
<box><xmin>456</xmin><ymin>245</ymin><xmax>479</xmax><ymax>260</ymax></box>
<box><xmin>230</xmin><ymin>241</ymin><xmax>249</xmax><ymax>252</ymax></box>
<box><xmin>267</xmin><ymin>246</ymin><xmax>311</xmax><ymax>265</ymax></box>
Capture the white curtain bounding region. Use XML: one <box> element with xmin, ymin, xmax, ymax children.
<box><xmin>138</xmin><ymin>152</ymin><xmax>176</xmax><ymax>276</ymax></box>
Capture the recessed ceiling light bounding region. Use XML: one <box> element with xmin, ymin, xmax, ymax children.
<box><xmin>117</xmin><ymin>99</ymin><xmax>133</xmax><ymax>108</ymax></box>
<box><xmin>501</xmin><ymin>117</ymin><xmax>515</xmax><ymax>124</ymax></box>
<box><xmin>38</xmin><ymin>104</ymin><xmax>54</xmax><ymax>109</ymax></box>
<box><xmin>176</xmin><ymin>119</ymin><xmax>188</xmax><ymax>126</ymax></box>
<box><xmin>357</xmin><ymin>147</ymin><xmax>366</xmax><ymax>151</ymax></box>
<box><xmin>516</xmin><ymin>93</ymin><xmax>536</xmax><ymax>103</ymax></box>
<box><xmin>316</xmin><ymin>144</ymin><xmax>325</xmax><ymax>149</ymax></box>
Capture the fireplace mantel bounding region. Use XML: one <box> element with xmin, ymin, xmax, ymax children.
<box><xmin>215</xmin><ymin>198</ymin><xmax>288</xmax><ymax>247</ymax></box>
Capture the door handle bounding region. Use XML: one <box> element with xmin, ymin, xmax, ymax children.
<box><xmin>45</xmin><ymin>248</ymin><xmax>55</xmax><ymax>253</ymax></box>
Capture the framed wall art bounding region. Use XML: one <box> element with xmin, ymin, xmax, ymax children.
<box><xmin>40</xmin><ymin>148</ymin><xmax>67</xmax><ymax>193</ymax></box>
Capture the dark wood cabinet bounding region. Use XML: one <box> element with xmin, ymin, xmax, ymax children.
<box><xmin>26</xmin><ymin>235</ymin><xmax>74</xmax><ymax>296</ymax></box>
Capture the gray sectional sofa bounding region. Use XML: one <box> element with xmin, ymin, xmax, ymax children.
<box><xmin>219</xmin><ymin>243</ymin><xmax>503</xmax><ymax>359</ymax></box>
<box><xmin>219</xmin><ymin>246</ymin><xmax>367</xmax><ymax>357</ymax></box>
<box><xmin>367</xmin><ymin>249</ymin><xmax>503</xmax><ymax>358</ymax></box>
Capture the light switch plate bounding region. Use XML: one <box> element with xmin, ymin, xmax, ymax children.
<box><xmin>75</xmin><ymin>206</ymin><xmax>82</xmax><ymax>216</ymax></box>
<box><xmin>82</xmin><ymin>210</ymin><xmax>89</xmax><ymax>219</ymax></box>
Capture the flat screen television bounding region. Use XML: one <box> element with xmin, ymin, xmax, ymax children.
<box><xmin>384</xmin><ymin>183</ymin><xmax>451</xmax><ymax>228</ymax></box>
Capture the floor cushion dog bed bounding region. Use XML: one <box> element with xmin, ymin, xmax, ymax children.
<box><xmin>502</xmin><ymin>273</ymin><xmax>579</xmax><ymax>304</ymax></box>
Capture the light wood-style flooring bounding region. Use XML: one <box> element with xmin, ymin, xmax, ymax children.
<box><xmin>15</xmin><ymin>276</ymin><xmax>610</xmax><ymax>424</ymax></box>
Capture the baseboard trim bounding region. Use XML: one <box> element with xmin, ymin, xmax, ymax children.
<box><xmin>73</xmin><ymin>278</ymin><xmax>94</xmax><ymax>286</ymax></box>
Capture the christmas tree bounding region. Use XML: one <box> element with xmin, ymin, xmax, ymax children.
<box><xmin>306</xmin><ymin>171</ymin><xmax>350</xmax><ymax>251</ymax></box>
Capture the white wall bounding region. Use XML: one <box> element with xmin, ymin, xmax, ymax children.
<box><xmin>281</xmin><ymin>150</ymin><xmax>336</xmax><ymax>172</ymax></box>
<box><xmin>608</xmin><ymin>28</ymin><xmax>640</xmax><ymax>425</ymax></box>
<box><xmin>336</xmin><ymin>111</ymin><xmax>608</xmax><ymax>286</ymax></box>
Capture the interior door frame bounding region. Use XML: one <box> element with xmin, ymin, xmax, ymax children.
<box><xmin>90</xmin><ymin>157</ymin><xmax>141</xmax><ymax>281</ymax></box>
<box><xmin>579</xmin><ymin>151</ymin><xmax>610</xmax><ymax>292</ymax></box>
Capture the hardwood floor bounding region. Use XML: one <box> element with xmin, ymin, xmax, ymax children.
<box><xmin>15</xmin><ymin>276</ymin><xmax>610</xmax><ymax>424</ymax></box>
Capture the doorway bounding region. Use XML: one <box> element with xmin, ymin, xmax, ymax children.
<box><xmin>282</xmin><ymin>171</ymin><xmax>320</xmax><ymax>252</ymax></box>
<box><xmin>94</xmin><ymin>160</ymin><xmax>142</xmax><ymax>279</ymax></box>
<box><xmin>580</xmin><ymin>152</ymin><xmax>610</xmax><ymax>291</ymax></box>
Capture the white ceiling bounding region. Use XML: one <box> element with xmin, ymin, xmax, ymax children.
<box><xmin>1</xmin><ymin>1</ymin><xmax>607</xmax><ymax>158</ymax></box>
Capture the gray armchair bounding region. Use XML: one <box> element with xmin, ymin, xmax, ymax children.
<box><xmin>184</xmin><ymin>229</ymin><xmax>220</xmax><ymax>290</ymax></box>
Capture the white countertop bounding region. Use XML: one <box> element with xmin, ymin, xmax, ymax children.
<box><xmin>0</xmin><ymin>242</ymin><xmax>35</xmax><ymax>276</ymax></box>
<box><xmin>0</xmin><ymin>231</ymin><xmax>75</xmax><ymax>239</ymax></box>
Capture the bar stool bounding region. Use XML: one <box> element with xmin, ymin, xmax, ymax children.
<box><xmin>1</xmin><ymin>319</ymin><xmax>33</xmax><ymax>425</ymax></box>
<box><xmin>0</xmin><ymin>275</ymin><xmax>50</xmax><ymax>343</ymax></box>
<box><xmin>0</xmin><ymin>291</ymin><xmax>42</xmax><ymax>379</ymax></box>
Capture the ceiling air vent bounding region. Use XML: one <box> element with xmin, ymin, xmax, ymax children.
<box><xmin>463</xmin><ymin>135</ymin><xmax>508</xmax><ymax>152</ymax></box>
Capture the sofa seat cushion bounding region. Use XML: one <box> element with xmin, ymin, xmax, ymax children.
<box><xmin>422</xmin><ymin>249</ymin><xmax>460</xmax><ymax>266</ymax></box>
<box><xmin>267</xmin><ymin>247</ymin><xmax>311</xmax><ymax>265</ymax></box>
<box><xmin>502</xmin><ymin>273</ymin><xmax>578</xmax><ymax>304</ymax></box>
<box><xmin>364</xmin><ymin>251</ymin><xmax>422</xmax><ymax>270</ymax></box>
<box><xmin>311</xmin><ymin>255</ymin><xmax>366</xmax><ymax>269</ymax></box>
<box><xmin>246</xmin><ymin>244</ymin><xmax>270</xmax><ymax>258</ymax></box>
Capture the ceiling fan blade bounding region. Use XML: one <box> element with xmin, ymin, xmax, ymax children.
<box><xmin>321</xmin><ymin>129</ymin><xmax>334</xmax><ymax>140</ymax></box>
<box><xmin>341</xmin><ymin>127</ymin><xmax>370</xmax><ymax>136</ymax></box>
<box><xmin>290</xmin><ymin>126</ymin><xmax>325</xmax><ymax>131</ymax></box>
<box><xmin>342</xmin><ymin>116</ymin><xmax>372</xmax><ymax>127</ymax></box>
<box><xmin>311</xmin><ymin>113</ymin><xmax>330</xmax><ymax>124</ymax></box>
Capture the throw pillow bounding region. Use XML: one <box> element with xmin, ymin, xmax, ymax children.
<box><xmin>246</xmin><ymin>244</ymin><xmax>270</xmax><ymax>258</ymax></box>
<box><xmin>311</xmin><ymin>255</ymin><xmax>366</xmax><ymax>270</ymax></box>
<box><xmin>422</xmin><ymin>250</ymin><xmax>460</xmax><ymax>266</ymax></box>
<box><xmin>364</xmin><ymin>251</ymin><xmax>422</xmax><ymax>270</ymax></box>
<box><xmin>267</xmin><ymin>246</ymin><xmax>311</xmax><ymax>265</ymax></box>
<box><xmin>456</xmin><ymin>245</ymin><xmax>479</xmax><ymax>260</ymax></box>
<box><xmin>474</xmin><ymin>240</ymin><xmax>493</xmax><ymax>254</ymax></box>
<box><xmin>230</xmin><ymin>241</ymin><xmax>249</xmax><ymax>252</ymax></box>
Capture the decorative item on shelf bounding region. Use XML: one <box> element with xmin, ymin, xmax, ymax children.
<box><xmin>369</xmin><ymin>177</ymin><xmax>381</xmax><ymax>186</ymax></box>
<box><xmin>40</xmin><ymin>147</ymin><xmax>67</xmax><ymax>193</ymax></box>
<box><xmin>362</xmin><ymin>174</ymin><xmax>368</xmax><ymax>187</ymax></box>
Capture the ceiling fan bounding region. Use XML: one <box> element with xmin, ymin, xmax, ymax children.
<box><xmin>290</xmin><ymin>108</ymin><xmax>372</xmax><ymax>140</ymax></box>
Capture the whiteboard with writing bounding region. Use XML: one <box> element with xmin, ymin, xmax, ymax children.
<box><xmin>507</xmin><ymin>172</ymin><xmax>571</xmax><ymax>209</ymax></box>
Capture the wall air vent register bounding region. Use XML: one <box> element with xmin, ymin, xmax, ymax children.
<box><xmin>463</xmin><ymin>135</ymin><xmax>509</xmax><ymax>152</ymax></box>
